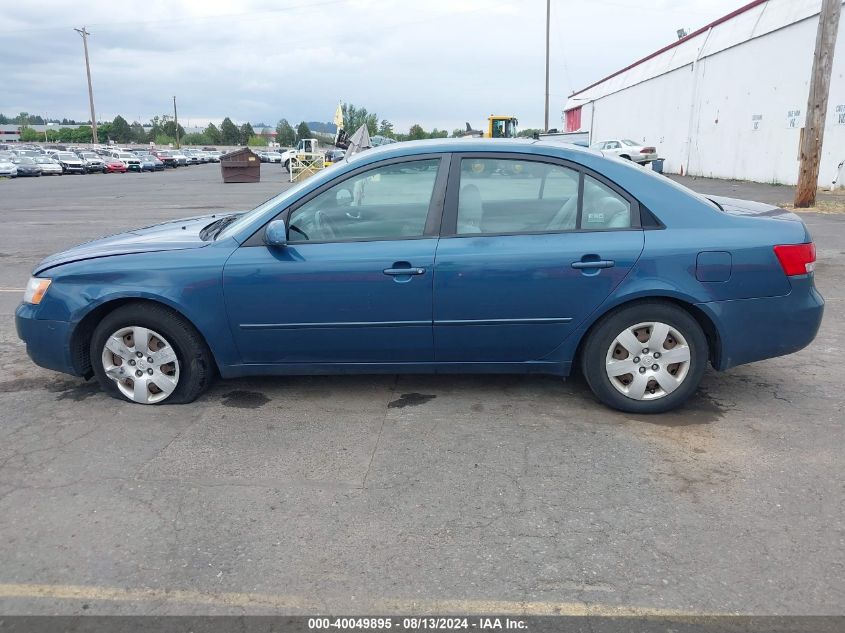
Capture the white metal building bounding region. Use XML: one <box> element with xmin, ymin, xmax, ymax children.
<box><xmin>563</xmin><ymin>0</ymin><xmax>845</xmax><ymax>185</ymax></box>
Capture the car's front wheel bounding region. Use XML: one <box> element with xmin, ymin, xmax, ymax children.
<box><xmin>90</xmin><ymin>303</ymin><xmax>214</xmax><ymax>405</ymax></box>
<box><xmin>581</xmin><ymin>302</ymin><xmax>708</xmax><ymax>414</ymax></box>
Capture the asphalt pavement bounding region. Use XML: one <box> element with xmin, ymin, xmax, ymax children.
<box><xmin>0</xmin><ymin>164</ymin><xmax>843</xmax><ymax>616</ymax></box>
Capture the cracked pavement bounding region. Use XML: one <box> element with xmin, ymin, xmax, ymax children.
<box><xmin>0</xmin><ymin>166</ymin><xmax>843</xmax><ymax>615</ymax></box>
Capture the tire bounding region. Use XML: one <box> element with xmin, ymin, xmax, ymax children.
<box><xmin>284</xmin><ymin>160</ymin><xmax>290</xmax><ymax>173</ymax></box>
<box><xmin>90</xmin><ymin>302</ymin><xmax>214</xmax><ymax>405</ymax></box>
<box><xmin>580</xmin><ymin>301</ymin><xmax>708</xmax><ymax>414</ymax></box>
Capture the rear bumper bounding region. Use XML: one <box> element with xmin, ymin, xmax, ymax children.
<box><xmin>697</xmin><ymin>277</ymin><xmax>824</xmax><ymax>371</ymax></box>
<box><xmin>15</xmin><ymin>304</ymin><xmax>79</xmax><ymax>376</ymax></box>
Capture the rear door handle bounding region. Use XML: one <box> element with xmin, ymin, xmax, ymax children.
<box><xmin>571</xmin><ymin>260</ymin><xmax>615</xmax><ymax>269</ymax></box>
<box><xmin>383</xmin><ymin>267</ymin><xmax>426</xmax><ymax>276</ymax></box>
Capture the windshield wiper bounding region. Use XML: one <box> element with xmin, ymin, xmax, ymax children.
<box><xmin>200</xmin><ymin>214</ymin><xmax>239</xmax><ymax>241</ymax></box>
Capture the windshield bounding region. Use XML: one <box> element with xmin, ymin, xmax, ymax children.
<box><xmin>622</xmin><ymin>139</ymin><xmax>640</xmax><ymax>146</ymax></box>
<box><xmin>57</xmin><ymin>153</ymin><xmax>76</xmax><ymax>159</ymax></box>
<box><xmin>118</xmin><ymin>153</ymin><xmax>134</xmax><ymax>158</ymax></box>
<box><xmin>216</xmin><ymin>176</ymin><xmax>324</xmax><ymax>241</ymax></box>
<box><xmin>80</xmin><ymin>153</ymin><xmax>96</xmax><ymax>158</ymax></box>
<box><xmin>35</xmin><ymin>157</ymin><xmax>53</xmax><ymax>163</ymax></box>
<box><xmin>15</xmin><ymin>157</ymin><xmax>35</xmax><ymax>164</ymax></box>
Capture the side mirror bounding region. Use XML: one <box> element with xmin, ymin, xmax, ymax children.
<box><xmin>264</xmin><ymin>220</ymin><xmax>287</xmax><ymax>247</ymax></box>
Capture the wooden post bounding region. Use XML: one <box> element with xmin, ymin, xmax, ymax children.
<box><xmin>795</xmin><ymin>0</ymin><xmax>841</xmax><ymax>207</ymax></box>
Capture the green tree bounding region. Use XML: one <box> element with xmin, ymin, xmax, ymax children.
<box><xmin>0</xmin><ymin>113</ymin><xmax>8</xmax><ymax>124</ymax></box>
<box><xmin>97</xmin><ymin>122</ymin><xmax>113</xmax><ymax>141</ymax></box>
<box><xmin>429</xmin><ymin>128</ymin><xmax>448</xmax><ymax>139</ymax></box>
<box><xmin>182</xmin><ymin>132</ymin><xmax>209</xmax><ymax>146</ymax></box>
<box><xmin>71</xmin><ymin>126</ymin><xmax>93</xmax><ymax>143</ymax></box>
<box><xmin>407</xmin><ymin>124</ymin><xmax>427</xmax><ymax>140</ymax></box>
<box><xmin>341</xmin><ymin>103</ymin><xmax>378</xmax><ymax>135</ymax></box>
<box><xmin>377</xmin><ymin>119</ymin><xmax>394</xmax><ymax>138</ymax></box>
<box><xmin>204</xmin><ymin>123</ymin><xmax>221</xmax><ymax>144</ymax></box>
<box><xmin>239</xmin><ymin>122</ymin><xmax>255</xmax><ymax>144</ymax></box>
<box><xmin>19</xmin><ymin>127</ymin><xmax>41</xmax><ymax>142</ymax></box>
<box><xmin>162</xmin><ymin>120</ymin><xmax>185</xmax><ymax>143</ymax></box>
<box><xmin>130</xmin><ymin>122</ymin><xmax>147</xmax><ymax>143</ymax></box>
<box><xmin>221</xmin><ymin>117</ymin><xmax>240</xmax><ymax>144</ymax></box>
<box><xmin>247</xmin><ymin>135</ymin><xmax>268</xmax><ymax>147</ymax></box>
<box><xmin>111</xmin><ymin>115</ymin><xmax>132</xmax><ymax>143</ymax></box>
<box><xmin>275</xmin><ymin>119</ymin><xmax>296</xmax><ymax>147</ymax></box>
<box><xmin>451</xmin><ymin>128</ymin><xmax>465</xmax><ymax>138</ymax></box>
<box><xmin>296</xmin><ymin>121</ymin><xmax>311</xmax><ymax>140</ymax></box>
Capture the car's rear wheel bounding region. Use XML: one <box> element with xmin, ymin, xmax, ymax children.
<box><xmin>581</xmin><ymin>302</ymin><xmax>708</xmax><ymax>414</ymax></box>
<box><xmin>90</xmin><ymin>303</ymin><xmax>214</xmax><ymax>405</ymax></box>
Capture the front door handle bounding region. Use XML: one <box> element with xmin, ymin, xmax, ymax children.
<box><xmin>571</xmin><ymin>260</ymin><xmax>615</xmax><ymax>269</ymax></box>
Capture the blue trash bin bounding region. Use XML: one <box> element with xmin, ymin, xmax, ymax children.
<box><xmin>651</xmin><ymin>158</ymin><xmax>665</xmax><ymax>174</ymax></box>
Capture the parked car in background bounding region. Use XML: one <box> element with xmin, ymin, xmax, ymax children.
<box><xmin>171</xmin><ymin>150</ymin><xmax>188</xmax><ymax>166</ymax></box>
<box><xmin>34</xmin><ymin>156</ymin><xmax>63</xmax><ymax>175</ymax></box>
<box><xmin>10</xmin><ymin>156</ymin><xmax>42</xmax><ymax>177</ymax></box>
<box><xmin>181</xmin><ymin>149</ymin><xmax>201</xmax><ymax>165</ymax></box>
<box><xmin>112</xmin><ymin>151</ymin><xmax>142</xmax><ymax>172</ymax></box>
<box><xmin>77</xmin><ymin>151</ymin><xmax>106</xmax><ymax>173</ymax></box>
<box><xmin>590</xmin><ymin>139</ymin><xmax>658</xmax><ymax>164</ymax></box>
<box><xmin>14</xmin><ymin>139</ymin><xmax>823</xmax><ymax>413</ymax></box>
<box><xmin>324</xmin><ymin>149</ymin><xmax>346</xmax><ymax>165</ymax></box>
<box><xmin>137</xmin><ymin>154</ymin><xmax>165</xmax><ymax>172</ymax></box>
<box><xmin>151</xmin><ymin>150</ymin><xmax>177</xmax><ymax>168</ymax></box>
<box><xmin>54</xmin><ymin>152</ymin><xmax>86</xmax><ymax>174</ymax></box>
<box><xmin>12</xmin><ymin>149</ymin><xmax>41</xmax><ymax>158</ymax></box>
<box><xmin>103</xmin><ymin>158</ymin><xmax>128</xmax><ymax>173</ymax></box>
<box><xmin>204</xmin><ymin>150</ymin><xmax>222</xmax><ymax>162</ymax></box>
<box><xmin>0</xmin><ymin>157</ymin><xmax>17</xmax><ymax>178</ymax></box>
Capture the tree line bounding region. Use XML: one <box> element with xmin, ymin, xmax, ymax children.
<box><xmin>13</xmin><ymin>113</ymin><xmax>315</xmax><ymax>148</ymax></box>
<box><xmin>9</xmin><ymin>104</ymin><xmax>529</xmax><ymax>146</ymax></box>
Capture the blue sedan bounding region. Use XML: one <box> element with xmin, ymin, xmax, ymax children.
<box><xmin>15</xmin><ymin>139</ymin><xmax>824</xmax><ymax>413</ymax></box>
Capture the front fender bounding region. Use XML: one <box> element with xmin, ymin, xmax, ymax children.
<box><xmin>34</xmin><ymin>242</ymin><xmax>242</xmax><ymax>371</ymax></box>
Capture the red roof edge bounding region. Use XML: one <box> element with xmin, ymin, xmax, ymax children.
<box><xmin>567</xmin><ymin>0</ymin><xmax>769</xmax><ymax>101</ymax></box>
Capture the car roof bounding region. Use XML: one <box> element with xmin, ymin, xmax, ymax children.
<box><xmin>343</xmin><ymin>137</ymin><xmax>603</xmax><ymax>167</ymax></box>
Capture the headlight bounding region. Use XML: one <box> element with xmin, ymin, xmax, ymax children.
<box><xmin>23</xmin><ymin>277</ymin><xmax>51</xmax><ymax>304</ymax></box>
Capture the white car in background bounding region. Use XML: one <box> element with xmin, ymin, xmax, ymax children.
<box><xmin>171</xmin><ymin>150</ymin><xmax>189</xmax><ymax>166</ymax></box>
<box><xmin>0</xmin><ymin>157</ymin><xmax>17</xmax><ymax>178</ymax></box>
<box><xmin>34</xmin><ymin>156</ymin><xmax>64</xmax><ymax>175</ymax></box>
<box><xmin>591</xmin><ymin>138</ymin><xmax>658</xmax><ymax>164</ymax></box>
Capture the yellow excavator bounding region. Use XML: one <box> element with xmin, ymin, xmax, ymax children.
<box><xmin>464</xmin><ymin>115</ymin><xmax>519</xmax><ymax>139</ymax></box>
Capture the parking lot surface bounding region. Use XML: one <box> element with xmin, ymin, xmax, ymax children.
<box><xmin>0</xmin><ymin>165</ymin><xmax>843</xmax><ymax>615</ymax></box>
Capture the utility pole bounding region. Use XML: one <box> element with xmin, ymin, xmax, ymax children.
<box><xmin>74</xmin><ymin>27</ymin><xmax>98</xmax><ymax>144</ymax></box>
<box><xmin>544</xmin><ymin>0</ymin><xmax>551</xmax><ymax>132</ymax></box>
<box><xmin>795</xmin><ymin>0</ymin><xmax>841</xmax><ymax>207</ymax></box>
<box><xmin>173</xmin><ymin>96</ymin><xmax>180</xmax><ymax>148</ymax></box>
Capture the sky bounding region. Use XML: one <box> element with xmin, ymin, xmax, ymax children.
<box><xmin>1</xmin><ymin>0</ymin><xmax>743</xmax><ymax>132</ymax></box>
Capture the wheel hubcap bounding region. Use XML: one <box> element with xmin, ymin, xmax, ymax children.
<box><xmin>605</xmin><ymin>321</ymin><xmax>691</xmax><ymax>401</ymax></box>
<box><xmin>101</xmin><ymin>326</ymin><xmax>180</xmax><ymax>404</ymax></box>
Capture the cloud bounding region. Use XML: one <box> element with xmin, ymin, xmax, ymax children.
<box><xmin>1</xmin><ymin>0</ymin><xmax>741</xmax><ymax>131</ymax></box>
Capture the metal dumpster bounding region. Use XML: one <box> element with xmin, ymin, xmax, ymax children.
<box><xmin>220</xmin><ymin>148</ymin><xmax>260</xmax><ymax>183</ymax></box>
<box><xmin>651</xmin><ymin>158</ymin><xmax>665</xmax><ymax>174</ymax></box>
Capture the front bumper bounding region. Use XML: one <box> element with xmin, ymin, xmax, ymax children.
<box><xmin>698</xmin><ymin>276</ymin><xmax>824</xmax><ymax>371</ymax></box>
<box><xmin>15</xmin><ymin>304</ymin><xmax>80</xmax><ymax>376</ymax></box>
<box><xmin>63</xmin><ymin>165</ymin><xmax>85</xmax><ymax>173</ymax></box>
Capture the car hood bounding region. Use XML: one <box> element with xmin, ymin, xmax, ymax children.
<box><xmin>33</xmin><ymin>213</ymin><xmax>230</xmax><ymax>274</ymax></box>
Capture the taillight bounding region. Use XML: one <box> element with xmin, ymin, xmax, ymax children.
<box><xmin>640</xmin><ymin>147</ymin><xmax>655</xmax><ymax>153</ymax></box>
<box><xmin>773</xmin><ymin>243</ymin><xmax>816</xmax><ymax>276</ymax></box>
